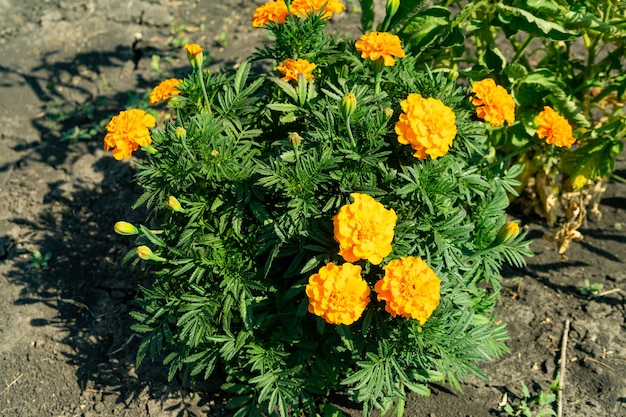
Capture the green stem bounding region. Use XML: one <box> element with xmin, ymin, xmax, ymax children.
<box><xmin>197</xmin><ymin>67</ymin><xmax>211</xmax><ymax>115</ymax></box>
<box><xmin>374</xmin><ymin>71</ymin><xmax>382</xmax><ymax>95</ymax></box>
<box><xmin>345</xmin><ymin>116</ymin><xmax>357</xmax><ymax>147</ymax></box>
<box><xmin>510</xmin><ymin>34</ymin><xmax>533</xmax><ymax>66</ymax></box>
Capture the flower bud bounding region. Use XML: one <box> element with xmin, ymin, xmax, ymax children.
<box><xmin>385</xmin><ymin>0</ymin><xmax>400</xmax><ymax>19</ymax></box>
<box><xmin>114</xmin><ymin>221</ymin><xmax>139</xmax><ymax>236</ymax></box>
<box><xmin>340</xmin><ymin>93</ymin><xmax>356</xmax><ymax>119</ymax></box>
<box><xmin>383</xmin><ymin>107</ymin><xmax>394</xmax><ymax>119</ymax></box>
<box><xmin>175</xmin><ymin>126</ymin><xmax>187</xmax><ymax>140</ymax></box>
<box><xmin>167</xmin><ymin>196</ymin><xmax>184</xmax><ymax>212</ymax></box>
<box><xmin>288</xmin><ymin>132</ymin><xmax>302</xmax><ymax>146</ymax></box>
<box><xmin>211</xmin><ymin>149</ymin><xmax>219</xmax><ymax>157</ymax></box>
<box><xmin>142</xmin><ymin>145</ymin><xmax>158</xmax><ymax>155</ymax></box>
<box><xmin>185</xmin><ymin>43</ymin><xmax>204</xmax><ymax>70</ymax></box>
<box><xmin>137</xmin><ymin>245</ymin><xmax>166</xmax><ymax>262</ymax></box>
<box><xmin>495</xmin><ymin>221</ymin><xmax>520</xmax><ymax>245</ymax></box>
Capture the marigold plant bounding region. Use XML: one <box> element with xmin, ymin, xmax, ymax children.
<box><xmin>108</xmin><ymin>7</ymin><xmax>533</xmax><ymax>417</ymax></box>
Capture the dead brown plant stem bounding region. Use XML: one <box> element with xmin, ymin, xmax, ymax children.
<box><xmin>558</xmin><ymin>319</ymin><xmax>570</xmax><ymax>417</ymax></box>
<box><xmin>0</xmin><ymin>373</ymin><xmax>23</xmax><ymax>396</ymax></box>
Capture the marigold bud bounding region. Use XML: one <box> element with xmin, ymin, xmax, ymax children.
<box><xmin>185</xmin><ymin>43</ymin><xmax>204</xmax><ymax>70</ymax></box>
<box><xmin>114</xmin><ymin>221</ymin><xmax>139</xmax><ymax>236</ymax></box>
<box><xmin>383</xmin><ymin>107</ymin><xmax>394</xmax><ymax>119</ymax></box>
<box><xmin>175</xmin><ymin>127</ymin><xmax>186</xmax><ymax>139</ymax></box>
<box><xmin>340</xmin><ymin>93</ymin><xmax>356</xmax><ymax>119</ymax></box>
<box><xmin>211</xmin><ymin>149</ymin><xmax>219</xmax><ymax>157</ymax></box>
<box><xmin>495</xmin><ymin>221</ymin><xmax>520</xmax><ymax>245</ymax></box>
<box><xmin>142</xmin><ymin>144</ymin><xmax>158</xmax><ymax>155</ymax></box>
<box><xmin>288</xmin><ymin>132</ymin><xmax>302</xmax><ymax>146</ymax></box>
<box><xmin>167</xmin><ymin>196</ymin><xmax>184</xmax><ymax>212</ymax></box>
<box><xmin>385</xmin><ymin>0</ymin><xmax>400</xmax><ymax>19</ymax></box>
<box><xmin>137</xmin><ymin>245</ymin><xmax>166</xmax><ymax>262</ymax></box>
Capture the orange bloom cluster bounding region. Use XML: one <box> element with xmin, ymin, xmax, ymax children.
<box><xmin>291</xmin><ymin>0</ymin><xmax>346</xmax><ymax>19</ymax></box>
<box><xmin>355</xmin><ymin>32</ymin><xmax>405</xmax><ymax>67</ymax></box>
<box><xmin>375</xmin><ymin>256</ymin><xmax>441</xmax><ymax>324</ymax></box>
<box><xmin>470</xmin><ymin>78</ymin><xmax>515</xmax><ymax>127</ymax></box>
<box><xmin>276</xmin><ymin>58</ymin><xmax>317</xmax><ymax>82</ymax></box>
<box><xmin>251</xmin><ymin>0</ymin><xmax>289</xmax><ymax>27</ymax></box>
<box><xmin>536</xmin><ymin>106</ymin><xmax>576</xmax><ymax>148</ymax></box>
<box><xmin>149</xmin><ymin>78</ymin><xmax>183</xmax><ymax>104</ymax></box>
<box><xmin>104</xmin><ymin>109</ymin><xmax>156</xmax><ymax>160</ymax></box>
<box><xmin>333</xmin><ymin>193</ymin><xmax>397</xmax><ymax>265</ymax></box>
<box><xmin>306</xmin><ymin>262</ymin><xmax>371</xmax><ymax>325</ymax></box>
<box><xmin>395</xmin><ymin>93</ymin><xmax>457</xmax><ymax>160</ymax></box>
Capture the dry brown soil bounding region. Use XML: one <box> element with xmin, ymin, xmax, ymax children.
<box><xmin>0</xmin><ymin>1</ymin><xmax>624</xmax><ymax>416</ymax></box>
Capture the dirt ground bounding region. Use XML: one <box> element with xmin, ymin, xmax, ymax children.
<box><xmin>0</xmin><ymin>1</ymin><xmax>624</xmax><ymax>416</ymax></box>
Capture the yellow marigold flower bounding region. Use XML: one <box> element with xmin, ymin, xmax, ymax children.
<box><xmin>395</xmin><ymin>93</ymin><xmax>457</xmax><ymax>160</ymax></box>
<box><xmin>104</xmin><ymin>109</ymin><xmax>156</xmax><ymax>160</ymax></box>
<box><xmin>149</xmin><ymin>78</ymin><xmax>183</xmax><ymax>104</ymax></box>
<box><xmin>291</xmin><ymin>0</ymin><xmax>346</xmax><ymax>19</ymax></box>
<box><xmin>375</xmin><ymin>256</ymin><xmax>441</xmax><ymax>324</ymax></box>
<box><xmin>536</xmin><ymin>106</ymin><xmax>576</xmax><ymax>148</ymax></box>
<box><xmin>355</xmin><ymin>32</ymin><xmax>405</xmax><ymax>67</ymax></box>
<box><xmin>276</xmin><ymin>58</ymin><xmax>316</xmax><ymax>82</ymax></box>
<box><xmin>251</xmin><ymin>0</ymin><xmax>289</xmax><ymax>27</ymax></box>
<box><xmin>333</xmin><ymin>193</ymin><xmax>397</xmax><ymax>265</ymax></box>
<box><xmin>470</xmin><ymin>78</ymin><xmax>515</xmax><ymax>127</ymax></box>
<box><xmin>306</xmin><ymin>262</ymin><xmax>370</xmax><ymax>325</ymax></box>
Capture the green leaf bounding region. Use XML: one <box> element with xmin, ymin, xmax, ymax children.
<box><xmin>399</xmin><ymin>7</ymin><xmax>451</xmax><ymax>54</ymax></box>
<box><xmin>496</xmin><ymin>4</ymin><xmax>579</xmax><ymax>40</ymax></box>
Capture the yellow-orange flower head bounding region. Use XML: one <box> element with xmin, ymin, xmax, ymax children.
<box><xmin>536</xmin><ymin>106</ymin><xmax>576</xmax><ymax>148</ymax></box>
<box><xmin>104</xmin><ymin>109</ymin><xmax>156</xmax><ymax>160</ymax></box>
<box><xmin>470</xmin><ymin>78</ymin><xmax>515</xmax><ymax>127</ymax></box>
<box><xmin>184</xmin><ymin>43</ymin><xmax>204</xmax><ymax>69</ymax></box>
<box><xmin>149</xmin><ymin>78</ymin><xmax>183</xmax><ymax>104</ymax></box>
<box><xmin>291</xmin><ymin>0</ymin><xmax>346</xmax><ymax>19</ymax></box>
<box><xmin>333</xmin><ymin>193</ymin><xmax>397</xmax><ymax>265</ymax></box>
<box><xmin>251</xmin><ymin>0</ymin><xmax>289</xmax><ymax>27</ymax></box>
<box><xmin>395</xmin><ymin>93</ymin><xmax>457</xmax><ymax>160</ymax></box>
<box><xmin>276</xmin><ymin>58</ymin><xmax>316</xmax><ymax>82</ymax></box>
<box><xmin>306</xmin><ymin>262</ymin><xmax>371</xmax><ymax>325</ymax></box>
<box><xmin>355</xmin><ymin>32</ymin><xmax>405</xmax><ymax>67</ymax></box>
<box><xmin>375</xmin><ymin>256</ymin><xmax>441</xmax><ymax>323</ymax></box>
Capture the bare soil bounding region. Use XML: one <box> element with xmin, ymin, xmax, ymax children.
<box><xmin>0</xmin><ymin>1</ymin><xmax>624</xmax><ymax>416</ymax></box>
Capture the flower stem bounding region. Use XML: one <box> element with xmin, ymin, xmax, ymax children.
<box><xmin>345</xmin><ymin>116</ymin><xmax>357</xmax><ymax>147</ymax></box>
<box><xmin>374</xmin><ymin>71</ymin><xmax>382</xmax><ymax>95</ymax></box>
<box><xmin>197</xmin><ymin>67</ymin><xmax>211</xmax><ymax>114</ymax></box>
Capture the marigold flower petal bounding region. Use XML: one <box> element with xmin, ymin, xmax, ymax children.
<box><xmin>306</xmin><ymin>262</ymin><xmax>370</xmax><ymax>325</ymax></box>
<box><xmin>103</xmin><ymin>109</ymin><xmax>156</xmax><ymax>160</ymax></box>
<box><xmin>355</xmin><ymin>32</ymin><xmax>405</xmax><ymax>67</ymax></box>
<box><xmin>149</xmin><ymin>78</ymin><xmax>183</xmax><ymax>104</ymax></box>
<box><xmin>375</xmin><ymin>256</ymin><xmax>441</xmax><ymax>323</ymax></box>
<box><xmin>291</xmin><ymin>0</ymin><xmax>345</xmax><ymax>19</ymax></box>
<box><xmin>536</xmin><ymin>106</ymin><xmax>576</xmax><ymax>148</ymax></box>
<box><xmin>333</xmin><ymin>193</ymin><xmax>397</xmax><ymax>265</ymax></box>
<box><xmin>251</xmin><ymin>0</ymin><xmax>289</xmax><ymax>27</ymax></box>
<box><xmin>470</xmin><ymin>78</ymin><xmax>515</xmax><ymax>127</ymax></box>
<box><xmin>394</xmin><ymin>94</ymin><xmax>457</xmax><ymax>160</ymax></box>
<box><xmin>276</xmin><ymin>58</ymin><xmax>316</xmax><ymax>82</ymax></box>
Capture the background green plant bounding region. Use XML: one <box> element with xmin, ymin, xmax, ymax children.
<box><xmin>122</xmin><ymin>9</ymin><xmax>532</xmax><ymax>417</ymax></box>
<box><xmin>361</xmin><ymin>0</ymin><xmax>625</xmax><ymax>231</ymax></box>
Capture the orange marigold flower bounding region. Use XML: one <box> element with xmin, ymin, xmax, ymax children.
<box><xmin>375</xmin><ymin>256</ymin><xmax>441</xmax><ymax>323</ymax></box>
<box><xmin>184</xmin><ymin>43</ymin><xmax>203</xmax><ymax>56</ymax></box>
<box><xmin>291</xmin><ymin>0</ymin><xmax>345</xmax><ymax>19</ymax></box>
<box><xmin>104</xmin><ymin>109</ymin><xmax>156</xmax><ymax>160</ymax></box>
<box><xmin>355</xmin><ymin>32</ymin><xmax>405</xmax><ymax>67</ymax></box>
<box><xmin>333</xmin><ymin>193</ymin><xmax>397</xmax><ymax>265</ymax></box>
<box><xmin>276</xmin><ymin>58</ymin><xmax>316</xmax><ymax>82</ymax></box>
<box><xmin>251</xmin><ymin>0</ymin><xmax>289</xmax><ymax>27</ymax></box>
<box><xmin>536</xmin><ymin>106</ymin><xmax>576</xmax><ymax>148</ymax></box>
<box><xmin>470</xmin><ymin>78</ymin><xmax>515</xmax><ymax>127</ymax></box>
<box><xmin>395</xmin><ymin>93</ymin><xmax>457</xmax><ymax>160</ymax></box>
<box><xmin>306</xmin><ymin>262</ymin><xmax>371</xmax><ymax>325</ymax></box>
<box><xmin>184</xmin><ymin>43</ymin><xmax>204</xmax><ymax>69</ymax></box>
<box><xmin>149</xmin><ymin>78</ymin><xmax>183</xmax><ymax>104</ymax></box>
